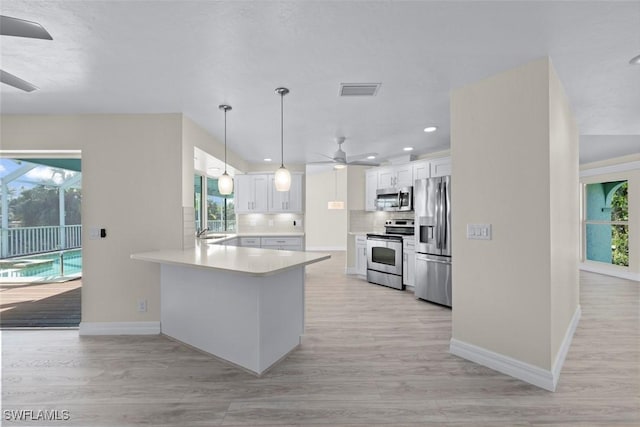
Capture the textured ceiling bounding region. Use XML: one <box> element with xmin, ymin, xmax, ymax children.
<box><xmin>1</xmin><ymin>1</ymin><xmax>639</xmax><ymax>164</ymax></box>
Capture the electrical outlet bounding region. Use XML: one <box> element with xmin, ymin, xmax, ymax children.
<box><xmin>137</xmin><ymin>299</ymin><xmax>147</xmax><ymax>313</ymax></box>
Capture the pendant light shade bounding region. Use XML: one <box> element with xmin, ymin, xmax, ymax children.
<box><xmin>274</xmin><ymin>166</ymin><xmax>291</xmax><ymax>192</ymax></box>
<box><xmin>218</xmin><ymin>172</ymin><xmax>233</xmax><ymax>195</ymax></box>
<box><xmin>218</xmin><ymin>104</ymin><xmax>233</xmax><ymax>195</ymax></box>
<box><xmin>275</xmin><ymin>87</ymin><xmax>291</xmax><ymax>192</ymax></box>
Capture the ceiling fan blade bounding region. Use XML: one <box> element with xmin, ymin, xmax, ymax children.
<box><xmin>0</xmin><ymin>15</ymin><xmax>53</xmax><ymax>39</ymax></box>
<box><xmin>306</xmin><ymin>160</ymin><xmax>336</xmax><ymax>165</ymax></box>
<box><xmin>347</xmin><ymin>152</ymin><xmax>378</xmax><ymax>162</ymax></box>
<box><xmin>348</xmin><ymin>161</ymin><xmax>380</xmax><ymax>167</ymax></box>
<box><xmin>0</xmin><ymin>69</ymin><xmax>38</xmax><ymax>92</ymax></box>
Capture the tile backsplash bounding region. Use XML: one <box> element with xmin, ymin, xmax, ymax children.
<box><xmin>349</xmin><ymin>210</ymin><xmax>414</xmax><ymax>233</ymax></box>
<box><xmin>237</xmin><ymin>213</ymin><xmax>305</xmax><ymax>233</ymax></box>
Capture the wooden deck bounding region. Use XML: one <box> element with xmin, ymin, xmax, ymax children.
<box><xmin>0</xmin><ymin>279</ymin><xmax>81</xmax><ymax>328</ymax></box>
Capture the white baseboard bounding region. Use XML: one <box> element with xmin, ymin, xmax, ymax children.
<box><xmin>79</xmin><ymin>321</ymin><xmax>160</xmax><ymax>336</ymax></box>
<box><xmin>579</xmin><ymin>263</ymin><xmax>640</xmax><ymax>282</ymax></box>
<box><xmin>305</xmin><ymin>246</ymin><xmax>346</xmax><ymax>251</ymax></box>
<box><xmin>450</xmin><ymin>338</ymin><xmax>555</xmax><ymax>391</ymax></box>
<box><xmin>450</xmin><ymin>305</ymin><xmax>581</xmax><ymax>392</ymax></box>
<box><xmin>552</xmin><ymin>305</ymin><xmax>582</xmax><ymax>389</ymax></box>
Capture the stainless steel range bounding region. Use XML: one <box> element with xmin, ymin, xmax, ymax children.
<box><xmin>366</xmin><ymin>219</ymin><xmax>414</xmax><ymax>290</ymax></box>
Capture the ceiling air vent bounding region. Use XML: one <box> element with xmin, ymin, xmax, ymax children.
<box><xmin>339</xmin><ymin>83</ymin><xmax>381</xmax><ymax>97</ymax></box>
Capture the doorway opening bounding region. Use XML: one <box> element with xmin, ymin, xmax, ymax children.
<box><xmin>0</xmin><ymin>156</ymin><xmax>82</xmax><ymax>328</ymax></box>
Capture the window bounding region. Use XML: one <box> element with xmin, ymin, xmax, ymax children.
<box><xmin>584</xmin><ymin>180</ymin><xmax>628</xmax><ymax>267</ymax></box>
<box><xmin>205</xmin><ymin>177</ymin><xmax>236</xmax><ymax>232</ymax></box>
<box><xmin>194</xmin><ymin>175</ymin><xmax>203</xmax><ymax>231</ymax></box>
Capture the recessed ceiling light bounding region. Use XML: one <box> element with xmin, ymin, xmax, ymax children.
<box><xmin>367</xmin><ymin>155</ymin><xmax>376</xmax><ymax>160</ymax></box>
<box><xmin>263</xmin><ymin>158</ymin><xmax>272</xmax><ymax>162</ymax></box>
<box><xmin>630</xmin><ymin>54</ymin><xmax>640</xmax><ymax>65</ymax></box>
<box><xmin>403</xmin><ymin>147</ymin><xmax>413</xmax><ymax>152</ymax></box>
<box><xmin>334</xmin><ymin>164</ymin><xmax>346</xmax><ymax>169</ymax></box>
<box><xmin>423</xmin><ymin>126</ymin><xmax>438</xmax><ymax>133</ymax></box>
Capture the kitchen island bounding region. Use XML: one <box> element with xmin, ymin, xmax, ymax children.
<box><xmin>131</xmin><ymin>243</ymin><xmax>330</xmax><ymax>375</ymax></box>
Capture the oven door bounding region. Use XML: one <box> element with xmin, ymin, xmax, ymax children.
<box><xmin>366</xmin><ymin>237</ymin><xmax>403</xmax><ymax>275</ymax></box>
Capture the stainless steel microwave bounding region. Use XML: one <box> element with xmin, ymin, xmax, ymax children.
<box><xmin>376</xmin><ymin>186</ymin><xmax>413</xmax><ymax>211</ymax></box>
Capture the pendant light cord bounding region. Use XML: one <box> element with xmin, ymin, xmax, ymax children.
<box><xmin>280</xmin><ymin>93</ymin><xmax>284</xmax><ymax>168</ymax></box>
<box><xmin>224</xmin><ymin>108</ymin><xmax>228</xmax><ymax>173</ymax></box>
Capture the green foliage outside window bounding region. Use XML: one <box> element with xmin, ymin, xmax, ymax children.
<box><xmin>9</xmin><ymin>185</ymin><xmax>82</xmax><ymax>227</ymax></box>
<box><xmin>611</xmin><ymin>182</ymin><xmax>628</xmax><ymax>267</ymax></box>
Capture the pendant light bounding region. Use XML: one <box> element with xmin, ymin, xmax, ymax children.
<box><xmin>218</xmin><ymin>104</ymin><xmax>233</xmax><ymax>195</ymax></box>
<box><xmin>327</xmin><ymin>168</ymin><xmax>345</xmax><ymax>210</ymax></box>
<box><xmin>274</xmin><ymin>87</ymin><xmax>291</xmax><ymax>191</ymax></box>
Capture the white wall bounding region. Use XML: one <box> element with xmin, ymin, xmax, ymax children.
<box><xmin>305</xmin><ymin>167</ymin><xmax>347</xmax><ymax>250</ymax></box>
<box><xmin>1</xmin><ymin>114</ymin><xmax>185</xmax><ymax>323</ymax></box>
<box><xmin>450</xmin><ymin>57</ymin><xmax>579</xmax><ymax>387</ymax></box>
<box><xmin>548</xmin><ymin>62</ymin><xmax>580</xmax><ymax>363</ymax></box>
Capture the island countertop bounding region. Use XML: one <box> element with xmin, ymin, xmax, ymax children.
<box><xmin>131</xmin><ymin>243</ymin><xmax>330</xmax><ymax>277</ymax></box>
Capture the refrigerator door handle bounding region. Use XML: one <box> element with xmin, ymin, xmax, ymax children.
<box><xmin>416</xmin><ymin>256</ymin><xmax>451</xmax><ymax>265</ymax></box>
<box><xmin>436</xmin><ymin>182</ymin><xmax>442</xmax><ymax>249</ymax></box>
<box><xmin>441</xmin><ymin>180</ymin><xmax>447</xmax><ymax>251</ymax></box>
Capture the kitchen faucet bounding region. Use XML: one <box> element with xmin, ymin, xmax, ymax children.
<box><xmin>196</xmin><ymin>227</ymin><xmax>209</xmax><ymax>238</ymax></box>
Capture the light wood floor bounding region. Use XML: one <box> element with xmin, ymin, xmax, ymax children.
<box><xmin>2</xmin><ymin>252</ymin><xmax>638</xmax><ymax>426</ymax></box>
<box><xmin>0</xmin><ymin>279</ymin><xmax>81</xmax><ymax>328</ymax></box>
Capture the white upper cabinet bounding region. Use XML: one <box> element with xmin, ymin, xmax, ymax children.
<box><xmin>235</xmin><ymin>174</ymin><xmax>269</xmax><ymax>213</ymax></box>
<box><xmin>394</xmin><ymin>164</ymin><xmax>413</xmax><ymax>187</ymax></box>
<box><xmin>237</xmin><ymin>173</ymin><xmax>303</xmax><ymax>214</ymax></box>
<box><xmin>365</xmin><ymin>170</ymin><xmax>378</xmax><ymax>212</ymax></box>
<box><xmin>269</xmin><ymin>173</ymin><xmax>303</xmax><ymax>213</ymax></box>
<box><xmin>430</xmin><ymin>157</ymin><xmax>452</xmax><ymax>177</ymax></box>
<box><xmin>377</xmin><ymin>164</ymin><xmax>413</xmax><ymax>189</ymax></box>
<box><xmin>412</xmin><ymin>161</ymin><xmax>430</xmax><ymax>182</ymax></box>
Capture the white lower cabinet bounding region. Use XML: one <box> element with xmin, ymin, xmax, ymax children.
<box><xmin>403</xmin><ymin>238</ymin><xmax>415</xmax><ymax>287</ymax></box>
<box><xmin>355</xmin><ymin>235</ymin><xmax>367</xmax><ymax>276</ymax></box>
<box><xmin>239</xmin><ymin>237</ymin><xmax>261</xmax><ymax>248</ymax></box>
<box><xmin>261</xmin><ymin>237</ymin><xmax>303</xmax><ymax>251</ymax></box>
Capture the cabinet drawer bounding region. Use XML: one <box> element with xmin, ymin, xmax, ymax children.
<box><xmin>355</xmin><ymin>235</ymin><xmax>367</xmax><ymax>245</ymax></box>
<box><xmin>261</xmin><ymin>237</ymin><xmax>301</xmax><ymax>246</ymax></box>
<box><xmin>240</xmin><ymin>237</ymin><xmax>261</xmax><ymax>247</ymax></box>
<box><xmin>262</xmin><ymin>244</ymin><xmax>303</xmax><ymax>252</ymax></box>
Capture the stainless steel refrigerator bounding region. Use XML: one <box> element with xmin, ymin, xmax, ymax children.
<box><xmin>414</xmin><ymin>176</ymin><xmax>452</xmax><ymax>307</ymax></box>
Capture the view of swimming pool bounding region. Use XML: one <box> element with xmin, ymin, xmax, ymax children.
<box><xmin>0</xmin><ymin>249</ymin><xmax>82</xmax><ymax>279</ymax></box>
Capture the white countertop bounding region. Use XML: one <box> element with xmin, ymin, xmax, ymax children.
<box><xmin>236</xmin><ymin>232</ymin><xmax>305</xmax><ymax>237</ymax></box>
<box><xmin>131</xmin><ymin>243</ymin><xmax>330</xmax><ymax>277</ymax></box>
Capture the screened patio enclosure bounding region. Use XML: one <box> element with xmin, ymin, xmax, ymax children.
<box><xmin>0</xmin><ymin>158</ymin><xmax>82</xmax><ymax>280</ymax></box>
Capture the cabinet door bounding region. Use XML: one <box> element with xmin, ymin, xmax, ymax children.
<box><xmin>365</xmin><ymin>170</ymin><xmax>378</xmax><ymax>211</ymax></box>
<box><xmin>268</xmin><ymin>175</ymin><xmax>286</xmax><ymax>212</ymax></box>
<box><xmin>412</xmin><ymin>161</ymin><xmax>430</xmax><ymax>182</ymax></box>
<box><xmin>395</xmin><ymin>165</ymin><xmax>413</xmax><ymax>187</ymax></box>
<box><xmin>403</xmin><ymin>250</ymin><xmax>409</xmax><ymax>286</ymax></box>
<box><xmin>403</xmin><ymin>248</ymin><xmax>415</xmax><ymax>287</ymax></box>
<box><xmin>377</xmin><ymin>168</ymin><xmax>395</xmax><ymax>189</ymax></box>
<box><xmin>252</xmin><ymin>175</ymin><xmax>269</xmax><ymax>212</ymax></box>
<box><xmin>235</xmin><ymin>175</ymin><xmax>253</xmax><ymax>213</ymax></box>
<box><xmin>431</xmin><ymin>157</ymin><xmax>452</xmax><ymax>177</ymax></box>
<box><xmin>356</xmin><ymin>239</ymin><xmax>367</xmax><ymax>276</ymax></box>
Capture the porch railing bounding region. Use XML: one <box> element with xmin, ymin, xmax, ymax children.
<box><xmin>0</xmin><ymin>225</ymin><xmax>82</xmax><ymax>258</ymax></box>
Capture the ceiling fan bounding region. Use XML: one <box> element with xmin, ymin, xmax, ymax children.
<box><xmin>0</xmin><ymin>15</ymin><xmax>53</xmax><ymax>92</ymax></box>
<box><xmin>309</xmin><ymin>137</ymin><xmax>380</xmax><ymax>167</ymax></box>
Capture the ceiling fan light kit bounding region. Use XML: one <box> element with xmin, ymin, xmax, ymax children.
<box><xmin>274</xmin><ymin>87</ymin><xmax>292</xmax><ymax>192</ymax></box>
<box><xmin>0</xmin><ymin>15</ymin><xmax>52</xmax><ymax>92</ymax></box>
<box><xmin>217</xmin><ymin>104</ymin><xmax>233</xmax><ymax>195</ymax></box>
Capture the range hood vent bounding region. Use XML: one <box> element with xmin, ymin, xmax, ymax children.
<box><xmin>339</xmin><ymin>83</ymin><xmax>381</xmax><ymax>97</ymax></box>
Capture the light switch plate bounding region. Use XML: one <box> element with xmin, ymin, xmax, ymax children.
<box><xmin>467</xmin><ymin>224</ymin><xmax>492</xmax><ymax>240</ymax></box>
